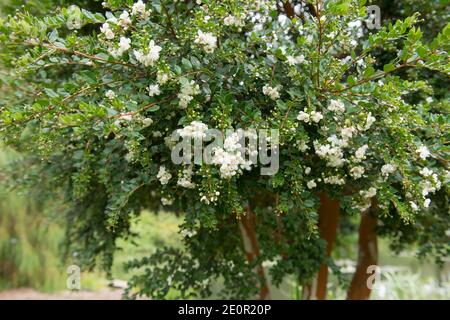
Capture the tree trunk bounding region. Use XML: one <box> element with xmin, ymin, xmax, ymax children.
<box><xmin>347</xmin><ymin>205</ymin><xmax>378</xmax><ymax>300</ymax></box>
<box><xmin>303</xmin><ymin>192</ymin><xmax>340</xmax><ymax>300</ymax></box>
<box><xmin>239</xmin><ymin>206</ymin><xmax>270</xmax><ymax>300</ymax></box>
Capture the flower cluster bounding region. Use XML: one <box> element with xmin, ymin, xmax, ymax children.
<box><xmin>194</xmin><ymin>30</ymin><xmax>217</xmax><ymax>53</ymax></box>
<box><xmin>212</xmin><ymin>132</ymin><xmax>254</xmax><ymax>178</ymax></box>
<box><xmin>262</xmin><ymin>85</ymin><xmax>280</xmax><ymax>100</ymax></box>
<box><xmin>134</xmin><ymin>40</ymin><xmax>162</xmax><ymax>67</ymax></box>
<box><xmin>157</xmin><ymin>166</ymin><xmax>172</xmax><ymax>185</ymax></box>
<box><xmin>178</xmin><ymin>78</ymin><xmax>200</xmax><ymax>108</ymax></box>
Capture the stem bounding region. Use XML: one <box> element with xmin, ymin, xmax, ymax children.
<box><xmin>347</xmin><ymin>202</ymin><xmax>378</xmax><ymax>300</ymax></box>
<box><xmin>303</xmin><ymin>192</ymin><xmax>340</xmax><ymax>300</ymax></box>
<box><xmin>239</xmin><ymin>205</ymin><xmax>270</xmax><ymax>300</ymax></box>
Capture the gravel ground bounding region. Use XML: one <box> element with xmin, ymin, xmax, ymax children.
<box><xmin>0</xmin><ymin>288</ymin><xmax>125</xmax><ymax>300</ymax></box>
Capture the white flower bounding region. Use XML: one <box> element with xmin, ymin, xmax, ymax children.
<box><xmin>100</xmin><ymin>22</ymin><xmax>114</xmax><ymax>39</ymax></box>
<box><xmin>424</xmin><ymin>198</ymin><xmax>431</xmax><ymax>208</ymax></box>
<box><xmin>416</xmin><ymin>145</ymin><xmax>431</xmax><ymax>160</ymax></box>
<box><xmin>310</xmin><ymin>111</ymin><xmax>323</xmax><ymax>123</ymax></box>
<box><xmin>157</xmin><ymin>166</ymin><xmax>172</xmax><ymax>185</ymax></box>
<box><xmin>364</xmin><ymin>112</ymin><xmax>376</xmax><ymax>131</ymax></box>
<box><xmin>177</xmin><ymin>167</ymin><xmax>195</xmax><ymax>188</ymax></box>
<box><xmin>305</xmin><ymin>167</ymin><xmax>311</xmax><ymax>175</ymax></box>
<box><xmin>381</xmin><ymin>164</ymin><xmax>396</xmax><ymax>177</ymax></box>
<box><xmin>134</xmin><ymin>40</ymin><xmax>162</xmax><ymax>67</ymax></box>
<box><xmin>105</xmin><ymin>90</ymin><xmax>116</xmax><ymax>100</ymax></box>
<box><xmin>286</xmin><ymin>55</ymin><xmax>305</xmax><ymax>66</ymax></box>
<box><xmin>328</xmin><ymin>99</ymin><xmax>346</xmax><ymax>113</ymax></box>
<box><xmin>297</xmin><ymin>111</ymin><xmax>310</xmax><ymax>123</ymax></box>
<box><xmin>157</xmin><ymin>72</ymin><xmax>170</xmax><ymax>85</ymax></box>
<box><xmin>113</xmin><ymin>113</ymin><xmax>133</xmax><ymax>125</ymax></box>
<box><xmin>323</xmin><ymin>175</ymin><xmax>345</xmax><ymax>185</ymax></box>
<box><xmin>131</xmin><ymin>0</ymin><xmax>150</xmax><ymax>18</ymax></box>
<box><xmin>112</xmin><ymin>37</ymin><xmax>131</xmax><ymax>57</ymax></box>
<box><xmin>178</xmin><ymin>79</ymin><xmax>200</xmax><ymax>108</ymax></box>
<box><xmin>426</xmin><ymin>97</ymin><xmax>433</xmax><ymax>103</ymax></box>
<box><xmin>350</xmin><ymin>166</ymin><xmax>365</xmax><ymax>179</ymax></box>
<box><xmin>142</xmin><ymin>117</ymin><xmax>153</xmax><ymax>127</ymax></box>
<box><xmin>148</xmin><ymin>84</ymin><xmax>161</xmax><ymax>97</ymax></box>
<box><xmin>177</xmin><ymin>121</ymin><xmax>208</xmax><ymax>139</ymax></box>
<box><xmin>262</xmin><ymin>85</ymin><xmax>280</xmax><ymax>100</ymax></box>
<box><xmin>307</xmin><ymin>180</ymin><xmax>317</xmax><ymax>189</ymax></box>
<box><xmin>224</xmin><ymin>15</ymin><xmax>245</xmax><ymax>27</ymax></box>
<box><xmin>410</xmin><ymin>201</ymin><xmax>419</xmax><ymax>212</ymax></box>
<box><xmin>161</xmin><ymin>197</ymin><xmax>173</xmax><ymax>206</ymax></box>
<box><xmin>420</xmin><ymin>167</ymin><xmax>433</xmax><ymax>177</ymax></box>
<box><xmin>355</xmin><ymin>145</ymin><xmax>368</xmax><ymax>160</ymax></box>
<box><xmin>194</xmin><ymin>30</ymin><xmax>217</xmax><ymax>53</ymax></box>
<box><xmin>119</xmin><ymin>36</ymin><xmax>131</xmax><ymax>51</ymax></box>
<box><xmin>118</xmin><ymin>10</ymin><xmax>132</xmax><ymax>29</ymax></box>
<box><xmin>360</xmin><ymin>187</ymin><xmax>377</xmax><ymax>199</ymax></box>
<box><xmin>340</xmin><ymin>127</ymin><xmax>355</xmax><ymax>140</ymax></box>
<box><xmin>224</xmin><ymin>15</ymin><xmax>236</xmax><ymax>26</ymax></box>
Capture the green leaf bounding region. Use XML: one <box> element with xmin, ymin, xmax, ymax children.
<box><xmin>148</xmin><ymin>105</ymin><xmax>160</xmax><ymax>112</ymax></box>
<box><xmin>181</xmin><ymin>58</ymin><xmax>192</xmax><ymax>71</ymax></box>
<box><xmin>383</xmin><ymin>63</ymin><xmax>396</xmax><ymax>73</ymax></box>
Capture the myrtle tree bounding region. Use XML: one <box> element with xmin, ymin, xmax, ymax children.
<box><xmin>0</xmin><ymin>0</ymin><xmax>448</xmax><ymax>299</ymax></box>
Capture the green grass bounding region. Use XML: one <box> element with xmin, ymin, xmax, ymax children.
<box><xmin>0</xmin><ymin>148</ymin><xmax>67</xmax><ymax>291</ymax></box>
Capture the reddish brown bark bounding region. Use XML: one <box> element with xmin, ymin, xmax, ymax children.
<box><xmin>239</xmin><ymin>206</ymin><xmax>270</xmax><ymax>300</ymax></box>
<box><xmin>303</xmin><ymin>192</ymin><xmax>340</xmax><ymax>300</ymax></box>
<box><xmin>347</xmin><ymin>207</ymin><xmax>378</xmax><ymax>300</ymax></box>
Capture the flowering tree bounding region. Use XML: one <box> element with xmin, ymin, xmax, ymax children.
<box><xmin>0</xmin><ymin>0</ymin><xmax>448</xmax><ymax>299</ymax></box>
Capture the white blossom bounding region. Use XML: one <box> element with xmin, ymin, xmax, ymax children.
<box><xmin>297</xmin><ymin>111</ymin><xmax>310</xmax><ymax>123</ymax></box>
<box><xmin>134</xmin><ymin>40</ymin><xmax>162</xmax><ymax>66</ymax></box>
<box><xmin>360</xmin><ymin>187</ymin><xmax>377</xmax><ymax>199</ymax></box>
<box><xmin>416</xmin><ymin>145</ymin><xmax>431</xmax><ymax>160</ymax></box>
<box><xmin>142</xmin><ymin>117</ymin><xmax>153</xmax><ymax>127</ymax></box>
<box><xmin>350</xmin><ymin>166</ymin><xmax>365</xmax><ymax>179</ymax></box>
<box><xmin>105</xmin><ymin>90</ymin><xmax>116</xmax><ymax>100</ymax></box>
<box><xmin>177</xmin><ymin>121</ymin><xmax>208</xmax><ymax>139</ymax></box>
<box><xmin>310</xmin><ymin>111</ymin><xmax>323</xmax><ymax>123</ymax></box>
<box><xmin>100</xmin><ymin>22</ymin><xmax>115</xmax><ymax>39</ymax></box>
<box><xmin>148</xmin><ymin>84</ymin><xmax>161</xmax><ymax>97</ymax></box>
<box><xmin>178</xmin><ymin>79</ymin><xmax>200</xmax><ymax>108</ymax></box>
<box><xmin>286</xmin><ymin>55</ymin><xmax>305</xmax><ymax>65</ymax></box>
<box><xmin>340</xmin><ymin>127</ymin><xmax>355</xmax><ymax>140</ymax></box>
<box><xmin>410</xmin><ymin>201</ymin><xmax>419</xmax><ymax>212</ymax></box>
<box><xmin>307</xmin><ymin>180</ymin><xmax>317</xmax><ymax>189</ymax></box>
<box><xmin>381</xmin><ymin>164</ymin><xmax>396</xmax><ymax>177</ymax></box>
<box><xmin>161</xmin><ymin>197</ymin><xmax>173</xmax><ymax>206</ymax></box>
<box><xmin>157</xmin><ymin>166</ymin><xmax>172</xmax><ymax>185</ymax></box>
<box><xmin>355</xmin><ymin>144</ymin><xmax>368</xmax><ymax>160</ymax></box>
<box><xmin>328</xmin><ymin>99</ymin><xmax>346</xmax><ymax>113</ymax></box>
<box><xmin>262</xmin><ymin>85</ymin><xmax>280</xmax><ymax>100</ymax></box>
<box><xmin>131</xmin><ymin>0</ymin><xmax>150</xmax><ymax>18</ymax></box>
<box><xmin>177</xmin><ymin>167</ymin><xmax>195</xmax><ymax>188</ymax></box>
<box><xmin>118</xmin><ymin>10</ymin><xmax>132</xmax><ymax>29</ymax></box>
<box><xmin>420</xmin><ymin>167</ymin><xmax>433</xmax><ymax>177</ymax></box>
<box><xmin>194</xmin><ymin>30</ymin><xmax>217</xmax><ymax>53</ymax></box>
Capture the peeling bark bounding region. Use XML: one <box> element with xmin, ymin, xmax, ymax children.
<box><xmin>239</xmin><ymin>206</ymin><xmax>270</xmax><ymax>300</ymax></box>
<box><xmin>303</xmin><ymin>192</ymin><xmax>340</xmax><ymax>300</ymax></box>
<box><xmin>347</xmin><ymin>204</ymin><xmax>378</xmax><ymax>300</ymax></box>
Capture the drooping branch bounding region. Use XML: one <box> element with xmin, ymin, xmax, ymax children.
<box><xmin>239</xmin><ymin>205</ymin><xmax>270</xmax><ymax>300</ymax></box>
<box><xmin>303</xmin><ymin>192</ymin><xmax>340</xmax><ymax>300</ymax></box>
<box><xmin>347</xmin><ymin>202</ymin><xmax>378</xmax><ymax>300</ymax></box>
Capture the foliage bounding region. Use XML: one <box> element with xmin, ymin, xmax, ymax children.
<box><xmin>0</xmin><ymin>0</ymin><xmax>448</xmax><ymax>298</ymax></box>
